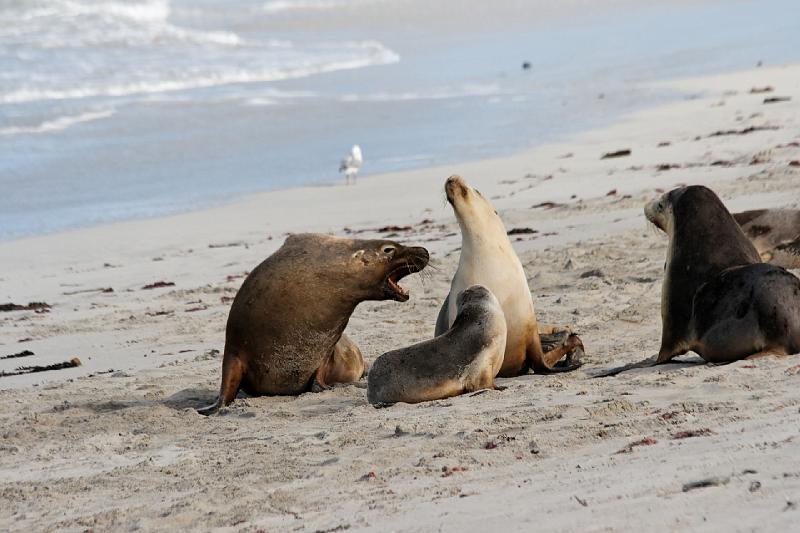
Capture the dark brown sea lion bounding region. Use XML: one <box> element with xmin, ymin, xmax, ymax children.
<box><xmin>435</xmin><ymin>175</ymin><xmax>584</xmax><ymax>376</ymax></box>
<box><xmin>198</xmin><ymin>234</ymin><xmax>429</xmax><ymax>414</ymax></box>
<box><xmin>647</xmin><ymin>186</ymin><xmax>800</xmax><ymax>364</ymax></box>
<box><xmin>368</xmin><ymin>285</ymin><xmax>506</xmax><ymax>406</ymax></box>
<box><xmin>733</xmin><ymin>208</ymin><xmax>800</xmax><ymax>268</ymax></box>
<box><xmin>598</xmin><ymin>186</ymin><xmax>800</xmax><ymax>378</ymax></box>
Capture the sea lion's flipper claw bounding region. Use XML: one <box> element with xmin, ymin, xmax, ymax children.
<box><xmin>312</xmin><ymin>365</ymin><xmax>331</xmax><ymax>393</ymax></box>
<box><xmin>311</xmin><ymin>379</ymin><xmax>330</xmax><ymax>393</ymax></box>
<box><xmin>197</xmin><ymin>398</ymin><xmax>221</xmax><ymax>416</ymax></box>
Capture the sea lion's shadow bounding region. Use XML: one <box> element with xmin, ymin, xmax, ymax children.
<box><xmin>63</xmin><ymin>387</ymin><xmax>217</xmax><ymax>413</ymax></box>
<box><xmin>164</xmin><ymin>387</ymin><xmax>218</xmax><ymax>410</ymax></box>
<box><xmin>166</xmin><ymin>381</ymin><xmax>369</xmax><ymax>413</ymax></box>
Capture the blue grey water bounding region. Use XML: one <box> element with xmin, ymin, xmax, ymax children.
<box><xmin>0</xmin><ymin>0</ymin><xmax>798</xmax><ymax>241</ymax></box>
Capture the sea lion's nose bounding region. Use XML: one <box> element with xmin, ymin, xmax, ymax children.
<box><xmin>445</xmin><ymin>175</ymin><xmax>467</xmax><ymax>198</ymax></box>
<box><xmin>445</xmin><ymin>175</ymin><xmax>463</xmax><ymax>188</ymax></box>
<box><xmin>407</xmin><ymin>246</ymin><xmax>430</xmax><ymax>267</ymax></box>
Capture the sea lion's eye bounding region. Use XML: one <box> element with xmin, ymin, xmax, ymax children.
<box><xmin>382</xmin><ymin>245</ymin><xmax>396</xmax><ymax>255</ymax></box>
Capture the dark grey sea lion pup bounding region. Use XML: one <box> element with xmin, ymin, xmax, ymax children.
<box><xmin>198</xmin><ymin>233</ymin><xmax>429</xmax><ymax>414</ymax></box>
<box><xmin>368</xmin><ymin>284</ymin><xmax>507</xmax><ymax>406</ymax></box>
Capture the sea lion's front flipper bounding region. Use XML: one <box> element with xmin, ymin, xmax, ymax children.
<box><xmin>197</xmin><ymin>398</ymin><xmax>221</xmax><ymax>416</ymax></box>
<box><xmin>197</xmin><ymin>351</ymin><xmax>245</xmax><ymax>415</ymax></box>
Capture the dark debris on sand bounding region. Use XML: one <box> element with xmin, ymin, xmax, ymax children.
<box><xmin>0</xmin><ymin>357</ymin><xmax>81</xmax><ymax>378</ymax></box>
<box><xmin>0</xmin><ymin>302</ymin><xmax>51</xmax><ymax>313</ymax></box>
<box><xmin>707</xmin><ymin>125</ymin><xmax>779</xmax><ymax>137</ymax></box>
<box><xmin>507</xmin><ymin>227</ymin><xmax>538</xmax><ymax>235</ymax></box>
<box><xmin>601</xmin><ymin>149</ymin><xmax>631</xmax><ymax>159</ymax></box>
<box><xmin>764</xmin><ymin>96</ymin><xmax>791</xmax><ymax>104</ymax></box>
<box><xmin>141</xmin><ymin>281</ymin><xmax>175</xmax><ymax>290</ymax></box>
<box><xmin>0</xmin><ymin>350</ymin><xmax>34</xmax><ymax>360</ymax></box>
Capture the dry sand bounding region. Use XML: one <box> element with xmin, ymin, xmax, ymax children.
<box><xmin>1</xmin><ymin>65</ymin><xmax>800</xmax><ymax>532</ymax></box>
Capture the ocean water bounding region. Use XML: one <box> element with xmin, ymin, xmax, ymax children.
<box><xmin>0</xmin><ymin>0</ymin><xmax>798</xmax><ymax>240</ymax></box>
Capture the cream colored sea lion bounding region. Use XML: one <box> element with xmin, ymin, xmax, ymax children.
<box><xmin>198</xmin><ymin>234</ymin><xmax>429</xmax><ymax>415</ymax></box>
<box><xmin>368</xmin><ymin>285</ymin><xmax>507</xmax><ymax>406</ymax></box>
<box><xmin>733</xmin><ymin>208</ymin><xmax>800</xmax><ymax>268</ymax></box>
<box><xmin>435</xmin><ymin>175</ymin><xmax>584</xmax><ymax>376</ymax></box>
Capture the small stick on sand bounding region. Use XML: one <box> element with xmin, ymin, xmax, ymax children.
<box><xmin>0</xmin><ymin>357</ymin><xmax>81</xmax><ymax>378</ymax></box>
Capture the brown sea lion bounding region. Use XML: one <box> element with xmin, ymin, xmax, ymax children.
<box><xmin>368</xmin><ymin>285</ymin><xmax>507</xmax><ymax>406</ymax></box>
<box><xmin>198</xmin><ymin>234</ymin><xmax>429</xmax><ymax>415</ymax></box>
<box><xmin>435</xmin><ymin>175</ymin><xmax>584</xmax><ymax>376</ymax></box>
<box><xmin>733</xmin><ymin>208</ymin><xmax>800</xmax><ymax>268</ymax></box>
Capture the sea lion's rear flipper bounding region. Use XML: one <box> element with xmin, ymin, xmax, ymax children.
<box><xmin>533</xmin><ymin>330</ymin><xmax>585</xmax><ymax>373</ymax></box>
<box><xmin>197</xmin><ymin>352</ymin><xmax>246</xmax><ymax>415</ymax></box>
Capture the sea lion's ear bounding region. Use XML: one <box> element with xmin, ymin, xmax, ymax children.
<box><xmin>352</xmin><ymin>249</ymin><xmax>365</xmax><ymax>259</ymax></box>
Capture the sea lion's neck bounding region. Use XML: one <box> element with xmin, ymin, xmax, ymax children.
<box><xmin>457</xmin><ymin>215</ymin><xmax>510</xmax><ymax>257</ymax></box>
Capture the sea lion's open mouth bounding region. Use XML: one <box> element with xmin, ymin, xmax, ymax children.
<box><xmin>384</xmin><ymin>248</ymin><xmax>429</xmax><ymax>301</ymax></box>
<box><xmin>386</xmin><ymin>267</ymin><xmax>411</xmax><ymax>301</ymax></box>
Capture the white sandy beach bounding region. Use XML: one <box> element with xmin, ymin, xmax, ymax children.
<box><xmin>1</xmin><ymin>64</ymin><xmax>800</xmax><ymax>531</ymax></box>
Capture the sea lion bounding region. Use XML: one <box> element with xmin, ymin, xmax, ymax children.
<box><xmin>198</xmin><ymin>233</ymin><xmax>429</xmax><ymax>415</ymax></box>
<box><xmin>435</xmin><ymin>175</ymin><xmax>584</xmax><ymax>376</ymax></box>
<box><xmin>733</xmin><ymin>208</ymin><xmax>800</xmax><ymax>268</ymax></box>
<box><xmin>646</xmin><ymin>186</ymin><xmax>800</xmax><ymax>364</ymax></box>
<box><xmin>368</xmin><ymin>285</ymin><xmax>507</xmax><ymax>405</ymax></box>
<box><xmin>312</xmin><ymin>333</ymin><xmax>366</xmax><ymax>392</ymax></box>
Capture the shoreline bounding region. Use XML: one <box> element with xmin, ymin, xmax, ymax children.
<box><xmin>1</xmin><ymin>62</ymin><xmax>800</xmax><ymax>532</ymax></box>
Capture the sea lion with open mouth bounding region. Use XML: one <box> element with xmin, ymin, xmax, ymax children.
<box><xmin>435</xmin><ymin>175</ymin><xmax>584</xmax><ymax>376</ymax></box>
<box><xmin>198</xmin><ymin>233</ymin><xmax>429</xmax><ymax>414</ymax></box>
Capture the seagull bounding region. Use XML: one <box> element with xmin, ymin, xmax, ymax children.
<box><xmin>339</xmin><ymin>145</ymin><xmax>362</xmax><ymax>185</ymax></box>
